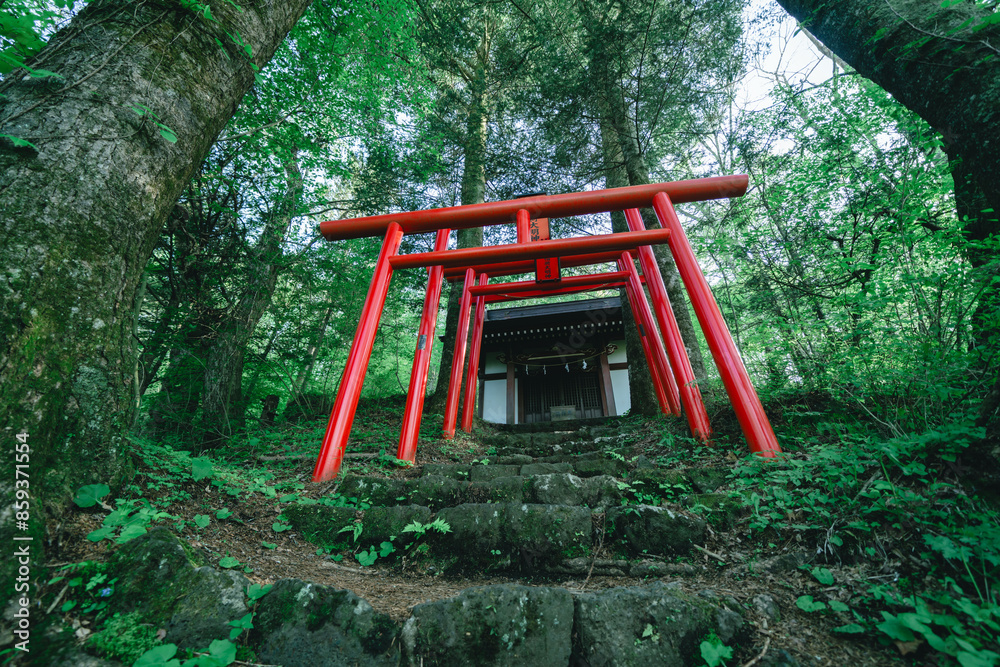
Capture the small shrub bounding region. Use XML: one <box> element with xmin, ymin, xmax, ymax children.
<box><xmin>88</xmin><ymin>612</ymin><xmax>160</xmax><ymax>663</ymax></box>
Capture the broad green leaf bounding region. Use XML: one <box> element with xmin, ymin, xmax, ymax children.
<box><xmin>74</xmin><ymin>483</ymin><xmax>111</xmax><ymax>508</ymax></box>
<box><xmin>796</xmin><ymin>595</ymin><xmax>827</xmax><ymax>613</ymax></box>
<box><xmin>877</xmin><ymin>612</ymin><xmax>917</xmax><ymax>642</ymax></box>
<box><xmin>216</xmin><ymin>508</ymin><xmax>233</xmax><ymax>520</ymax></box>
<box><xmin>272</xmin><ymin>522</ymin><xmax>292</xmax><ymax>532</ymax></box>
<box><xmin>829</xmin><ymin>600</ymin><xmax>850</xmax><ymax>612</ymax></box>
<box><xmin>117</xmin><ymin>524</ymin><xmax>147</xmax><ymax>544</ymax></box>
<box><xmin>86</xmin><ymin>526</ymin><xmax>115</xmax><ymax>542</ymax></box>
<box><xmin>192</xmin><ymin>457</ymin><xmax>213</xmax><ymax>481</ymax></box>
<box><xmin>262</xmin><ymin>541</ymin><xmax>277</xmax><ymax>550</ymax></box>
<box><xmin>158</xmin><ymin>126</ymin><xmax>178</xmax><ymax>143</ymax></box>
<box><xmin>194</xmin><ymin>514</ymin><xmax>210</xmax><ymax>529</ymax></box>
<box><xmin>246</xmin><ymin>583</ymin><xmax>272</xmax><ymax>602</ymax></box>
<box><xmin>833</xmin><ymin>623</ymin><xmax>865</xmax><ymax>634</ymax></box>
<box><xmin>958</xmin><ymin>649</ymin><xmax>1000</xmax><ymax>667</ymax></box>
<box><xmin>810</xmin><ymin>567</ymin><xmax>834</xmax><ymax>585</ymax></box>
<box><xmin>700</xmin><ymin>639</ymin><xmax>733</xmax><ymax>667</ymax></box>
<box><xmin>133</xmin><ymin>643</ymin><xmax>181</xmax><ymax>667</ymax></box>
<box><xmin>28</xmin><ymin>68</ymin><xmax>64</xmax><ymax>79</ymax></box>
<box><xmin>0</xmin><ymin>132</ymin><xmax>39</xmax><ymax>150</ymax></box>
<box><xmin>219</xmin><ymin>556</ymin><xmax>240</xmax><ymax>569</ymax></box>
<box><xmin>229</xmin><ymin>612</ymin><xmax>254</xmax><ymax>630</ymax></box>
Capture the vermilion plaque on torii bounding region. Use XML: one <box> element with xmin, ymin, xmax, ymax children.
<box><xmin>530</xmin><ymin>217</ymin><xmax>561</xmax><ymax>282</ymax></box>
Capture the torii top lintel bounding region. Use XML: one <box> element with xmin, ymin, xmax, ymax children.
<box><xmin>318</xmin><ymin>175</ymin><xmax>748</xmax><ymax>241</ymax></box>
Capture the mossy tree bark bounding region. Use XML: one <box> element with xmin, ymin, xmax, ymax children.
<box><xmin>199</xmin><ymin>149</ymin><xmax>302</xmax><ymax>445</ymax></box>
<box><xmin>0</xmin><ymin>0</ymin><xmax>310</xmax><ymax>600</ymax></box>
<box><xmin>588</xmin><ymin>40</ymin><xmax>709</xmax><ymax>382</ymax></box>
<box><xmin>600</xmin><ymin>118</ymin><xmax>660</xmax><ymax>416</ymax></box>
<box><xmin>426</xmin><ymin>54</ymin><xmax>490</xmax><ymax>414</ymax></box>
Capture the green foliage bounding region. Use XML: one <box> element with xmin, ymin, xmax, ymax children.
<box><xmin>86</xmin><ymin>498</ymin><xmax>175</xmax><ymax>544</ymax></box>
<box><xmin>130</xmin><ymin>105</ymin><xmax>178</xmax><ymax>143</ymax></box>
<box><xmin>88</xmin><ymin>612</ymin><xmax>160</xmax><ymax>663</ymax></box>
<box><xmin>133</xmin><ymin>643</ymin><xmax>182</xmax><ymax>667</ymax></box>
<box><xmin>228</xmin><ymin>613</ymin><xmax>254</xmax><ymax>640</ymax></box>
<box><xmin>0</xmin><ymin>0</ymin><xmax>68</xmax><ymax>74</ymax></box>
<box><xmin>796</xmin><ymin>595</ymin><xmax>827</xmax><ymax>613</ymax></box>
<box><xmin>191</xmin><ymin>458</ymin><xmax>214</xmax><ymax>481</ymax></box>
<box><xmin>246</xmin><ymin>583</ymin><xmax>272</xmax><ymax>602</ymax></box>
<box><xmin>401</xmin><ymin>518</ymin><xmax>452</xmax><ymax>537</ymax></box>
<box><xmin>48</xmin><ymin>561</ymin><xmax>116</xmax><ymax>615</ymax></box>
<box><xmin>74</xmin><ymin>483</ymin><xmax>111</xmax><ymax>508</ymax></box>
<box><xmin>635</xmin><ymin>623</ymin><xmax>660</xmax><ymax>646</ymax></box>
<box><xmin>733</xmin><ymin>415</ymin><xmax>999</xmax><ymax>666</ymax></box>
<box><xmin>133</xmin><ymin>638</ymin><xmax>238</xmax><ymax>667</ymax></box>
<box><xmin>699</xmin><ymin>631</ymin><xmax>733</xmax><ymax>667</ymax></box>
<box><xmin>350</xmin><ymin>519</ymin><xmax>452</xmax><ymax>567</ymax></box>
<box><xmin>874</xmin><ymin>595</ymin><xmax>1000</xmax><ymax>666</ymax></box>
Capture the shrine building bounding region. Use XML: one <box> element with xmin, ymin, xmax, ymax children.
<box><xmin>476</xmin><ymin>296</ymin><xmax>631</xmax><ymax>424</ymax></box>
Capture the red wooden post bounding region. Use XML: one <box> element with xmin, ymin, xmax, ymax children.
<box><xmin>313</xmin><ymin>222</ymin><xmax>405</xmax><ymax>482</ymax></box>
<box><xmin>442</xmin><ymin>269</ymin><xmax>476</xmax><ymax>439</ymax></box>
<box><xmin>620</xmin><ymin>252</ymin><xmax>681</xmax><ymax>416</ymax></box>
<box><xmin>516</xmin><ymin>208</ymin><xmax>530</xmax><ymax>244</ymax></box>
<box><xmin>620</xmin><ymin>262</ymin><xmax>671</xmax><ymax>416</ymax></box>
<box><xmin>624</xmin><ymin>208</ymin><xmax>712</xmax><ymax>442</ymax></box>
<box><xmin>397</xmin><ymin>228</ymin><xmax>450</xmax><ymax>463</ymax></box>
<box><xmin>460</xmin><ymin>274</ymin><xmax>489</xmax><ymax>432</ymax></box>
<box><xmin>651</xmin><ymin>192</ymin><xmax>781</xmax><ymax>456</ymax></box>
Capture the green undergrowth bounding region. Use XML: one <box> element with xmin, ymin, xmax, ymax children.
<box><xmin>730</xmin><ymin>416</ymin><xmax>999</xmax><ymax>666</ymax></box>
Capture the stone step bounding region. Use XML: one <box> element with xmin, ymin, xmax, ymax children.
<box><xmin>284</xmin><ymin>501</ymin><xmax>707</xmax><ymax>574</ymax></box>
<box><xmin>92</xmin><ymin>530</ymin><xmax>749</xmax><ymax>667</ymax></box>
<box><xmin>337</xmin><ymin>472</ymin><xmax>624</xmax><ymax>510</ymax></box>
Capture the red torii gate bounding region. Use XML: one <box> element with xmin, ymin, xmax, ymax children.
<box><xmin>312</xmin><ymin>175</ymin><xmax>781</xmax><ymax>482</ymax></box>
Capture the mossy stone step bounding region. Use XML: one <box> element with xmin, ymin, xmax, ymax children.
<box><xmin>285</xmin><ymin>501</ymin><xmax>706</xmax><ymax>574</ymax></box>
<box><xmin>99</xmin><ymin>531</ymin><xmax>746</xmax><ymax>667</ymax></box>
<box><xmin>626</xmin><ymin>466</ymin><xmax>729</xmax><ymax>493</ymax></box>
<box><xmin>493</xmin><ymin>438</ymin><xmax>609</xmax><ymax>458</ymax></box>
<box><xmin>606</xmin><ymin>505</ymin><xmax>707</xmax><ymax>557</ymax></box>
<box><xmin>434</xmin><ymin>503</ymin><xmax>593</xmax><ymax>571</ymax></box>
<box><xmin>337</xmin><ymin>472</ymin><xmax>623</xmax><ymax>510</ymax></box>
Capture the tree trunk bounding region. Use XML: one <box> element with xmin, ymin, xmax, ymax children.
<box><xmin>589</xmin><ymin>44</ymin><xmax>709</xmax><ymax>382</ymax></box>
<box><xmin>600</xmin><ymin>117</ymin><xmax>660</xmax><ymax>416</ymax></box>
<box><xmin>293</xmin><ymin>304</ymin><xmax>335</xmax><ymax>395</ymax></box>
<box><xmin>949</xmin><ymin>151</ymin><xmax>1000</xmax><ymax>353</ymax></box>
<box><xmin>0</xmin><ymin>0</ymin><xmax>310</xmax><ymax>600</ymax></box>
<box><xmin>426</xmin><ymin>65</ymin><xmax>488</xmax><ymax>413</ymax></box>
<box><xmin>200</xmin><ymin>149</ymin><xmax>302</xmax><ymax>445</ymax></box>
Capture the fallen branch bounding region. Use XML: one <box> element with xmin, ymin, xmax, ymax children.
<box><xmin>319</xmin><ymin>560</ymin><xmax>375</xmax><ymax>575</ymax></box>
<box><xmin>740</xmin><ymin>634</ymin><xmax>771</xmax><ymax>667</ymax></box>
<box><xmin>45</xmin><ymin>585</ymin><xmax>69</xmax><ymax>615</ymax></box>
<box><xmin>693</xmin><ymin>543</ymin><xmax>727</xmax><ymax>564</ymax></box>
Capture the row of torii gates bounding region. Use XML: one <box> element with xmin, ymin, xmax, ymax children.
<box><xmin>311</xmin><ymin>175</ymin><xmax>781</xmax><ymax>482</ymax></box>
